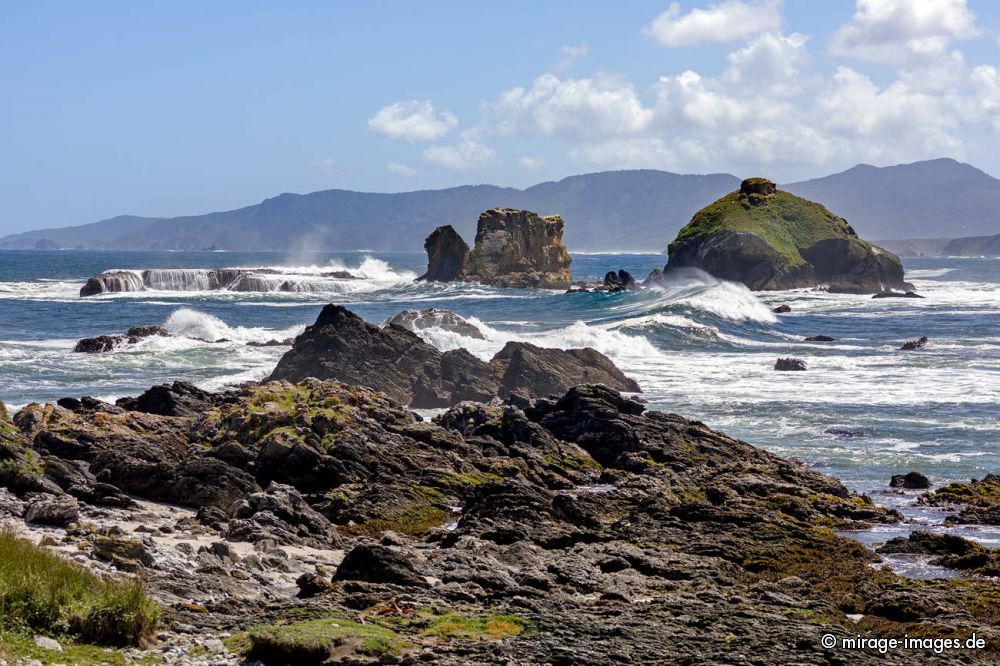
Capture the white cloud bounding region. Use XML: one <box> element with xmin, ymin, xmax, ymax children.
<box><xmin>517</xmin><ymin>155</ymin><xmax>545</xmax><ymax>170</ymax></box>
<box><xmin>965</xmin><ymin>65</ymin><xmax>1000</xmax><ymax>132</ymax></box>
<box><xmin>725</xmin><ymin>32</ymin><xmax>809</xmax><ymax>88</ymax></box>
<box><xmin>571</xmin><ymin>139</ymin><xmax>676</xmax><ymax>170</ymax></box>
<box><xmin>552</xmin><ymin>43</ymin><xmax>590</xmax><ymax>72</ymax></box>
<box><xmin>368</xmin><ymin>100</ymin><xmax>458</xmax><ymax>142</ymax></box>
<box><xmin>386</xmin><ymin>162</ymin><xmax>417</xmax><ymax>176</ymax></box>
<box><xmin>830</xmin><ymin>0</ymin><xmax>979</xmax><ymax>66</ymax></box>
<box><xmin>423</xmin><ymin>140</ymin><xmax>496</xmax><ymax>170</ymax></box>
<box><xmin>484</xmin><ymin>73</ymin><xmax>654</xmax><ymax>139</ymax></box>
<box><xmin>817</xmin><ymin>66</ymin><xmax>963</xmax><ymax>162</ymax></box>
<box><xmin>643</xmin><ymin>0</ymin><xmax>783</xmax><ymax>47</ymax></box>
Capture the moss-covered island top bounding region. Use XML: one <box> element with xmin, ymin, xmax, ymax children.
<box><xmin>664</xmin><ymin>177</ymin><xmax>912</xmax><ymax>292</ymax></box>
<box><xmin>674</xmin><ymin>177</ymin><xmax>872</xmax><ymax>268</ymax></box>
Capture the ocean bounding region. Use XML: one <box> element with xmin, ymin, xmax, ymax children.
<box><xmin>1</xmin><ymin>249</ymin><xmax>998</xmax><ymax>572</ymax></box>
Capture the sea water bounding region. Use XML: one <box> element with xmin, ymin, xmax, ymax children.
<box><xmin>1</xmin><ymin>249</ymin><xmax>998</xmax><ymax>565</ymax></box>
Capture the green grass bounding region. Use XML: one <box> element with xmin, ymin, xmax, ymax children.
<box><xmin>230</xmin><ymin>610</ymin><xmax>528</xmax><ymax>663</ymax></box>
<box><xmin>420</xmin><ymin>613</ymin><xmax>527</xmax><ymax>641</ymax></box>
<box><xmin>0</xmin><ymin>530</ymin><xmax>159</xmax><ymax>646</ymax></box>
<box><xmin>0</xmin><ymin>632</ymin><xmax>161</xmax><ymax>666</ymax></box>
<box><xmin>673</xmin><ymin>189</ymin><xmax>867</xmax><ymax>266</ymax></box>
<box><xmin>244</xmin><ymin>618</ymin><xmax>405</xmax><ymax>663</ymax></box>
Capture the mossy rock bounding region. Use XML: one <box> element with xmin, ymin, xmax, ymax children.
<box><xmin>244</xmin><ymin>617</ymin><xmax>405</xmax><ymax>664</ymax></box>
<box><xmin>665</xmin><ymin>178</ymin><xmax>911</xmax><ymax>292</ymax></box>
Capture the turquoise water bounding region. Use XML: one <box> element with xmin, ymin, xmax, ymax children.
<box><xmin>1</xmin><ymin>249</ymin><xmax>998</xmax><ymax>557</ymax></box>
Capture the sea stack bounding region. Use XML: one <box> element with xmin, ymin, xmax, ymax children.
<box><xmin>660</xmin><ymin>178</ymin><xmax>913</xmax><ymax>293</ymax></box>
<box><xmin>419</xmin><ymin>208</ymin><xmax>572</xmax><ymax>289</ymax></box>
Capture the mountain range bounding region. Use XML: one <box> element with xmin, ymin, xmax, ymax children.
<box><xmin>3</xmin><ymin>158</ymin><xmax>1000</xmax><ymax>254</ymax></box>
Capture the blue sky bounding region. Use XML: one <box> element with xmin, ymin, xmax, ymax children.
<box><xmin>3</xmin><ymin>0</ymin><xmax>1000</xmax><ymax>234</ymax></box>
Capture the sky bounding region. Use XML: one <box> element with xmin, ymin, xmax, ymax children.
<box><xmin>3</xmin><ymin>0</ymin><xmax>1000</xmax><ymax>235</ymax></box>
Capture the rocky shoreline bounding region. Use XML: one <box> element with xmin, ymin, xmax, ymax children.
<box><xmin>1</xmin><ymin>353</ymin><xmax>998</xmax><ymax>664</ymax></box>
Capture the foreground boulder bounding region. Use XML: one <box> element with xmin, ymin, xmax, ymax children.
<box><xmin>269</xmin><ymin>306</ymin><xmax>639</xmax><ymax>406</ymax></box>
<box><xmin>268</xmin><ymin>305</ymin><xmax>499</xmax><ymax>407</ymax></box>
<box><xmin>490</xmin><ymin>341</ymin><xmax>640</xmax><ymax>397</ymax></box>
<box><xmin>660</xmin><ymin>178</ymin><xmax>913</xmax><ymax>293</ymax></box>
<box><xmin>419</xmin><ymin>208</ymin><xmax>572</xmax><ymax>289</ymax></box>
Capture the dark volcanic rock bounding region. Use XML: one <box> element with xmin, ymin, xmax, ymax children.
<box><xmin>900</xmin><ymin>336</ymin><xmax>929</xmax><ymax>350</ymax></box>
<box><xmin>116</xmin><ymin>381</ymin><xmax>222</xmax><ymax>418</ymax></box>
<box><xmin>79</xmin><ymin>271</ymin><xmax>145</xmax><ymax>297</ymax></box>
<box><xmin>74</xmin><ymin>324</ymin><xmax>169</xmax><ymax>353</ymax></box>
<box><xmin>268</xmin><ymin>305</ymin><xmax>499</xmax><ymax>407</ymax></box>
<box><xmin>602</xmin><ymin>270</ymin><xmax>636</xmax><ymax>292</ymax></box>
<box><xmin>386</xmin><ymin>308</ymin><xmax>484</xmax><ymax>339</ymax></box>
<box><xmin>663</xmin><ymin>178</ymin><xmax>913</xmax><ymax>293</ymax></box>
<box><xmin>921</xmin><ymin>474</ymin><xmax>1000</xmax><ymax>525</ymax></box>
<box><xmin>73</xmin><ymin>335</ymin><xmax>132</xmax><ymax>353</ymax></box>
<box><xmin>890</xmin><ymin>471</ymin><xmax>931</xmax><ymax>489</ymax></box>
<box><xmin>873</xmin><ymin>290</ymin><xmax>924</xmax><ymax>299</ymax></box>
<box><xmin>25</xmin><ymin>495</ymin><xmax>80</xmax><ymax>526</ymax></box>
<box><xmin>418</xmin><ymin>225</ymin><xmax>470</xmax><ymax>282</ymax></box>
<box><xmin>805</xmin><ymin>335</ymin><xmax>836</xmax><ymax>341</ymax></box>
<box><xmin>9</xmin><ymin>377</ymin><xmax>1000</xmax><ymax>664</ymax></box>
<box><xmin>878</xmin><ymin>530</ymin><xmax>1000</xmax><ymax>577</ymax></box>
<box><xmin>490</xmin><ymin>341</ymin><xmax>640</xmax><ymax>398</ymax></box>
<box><xmin>772</xmin><ymin>304</ymin><xmax>791</xmax><ymax>313</ymax></box>
<box><xmin>126</xmin><ymin>325</ymin><xmax>168</xmax><ymax>338</ymax></box>
<box><xmin>333</xmin><ymin>544</ymin><xmax>428</xmax><ymax>587</ymax></box>
<box><xmin>774</xmin><ymin>358</ymin><xmax>807</xmax><ymax>371</ymax></box>
<box><xmin>228</xmin><ymin>483</ymin><xmax>340</xmax><ymax>548</ymax></box>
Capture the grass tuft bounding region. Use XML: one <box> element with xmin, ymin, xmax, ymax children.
<box><xmin>0</xmin><ymin>529</ymin><xmax>159</xmax><ymax>646</ymax></box>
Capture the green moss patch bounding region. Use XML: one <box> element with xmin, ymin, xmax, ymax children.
<box><xmin>673</xmin><ymin>189</ymin><xmax>867</xmax><ymax>266</ymax></box>
<box><xmin>241</xmin><ymin>618</ymin><xmax>405</xmax><ymax>664</ymax></box>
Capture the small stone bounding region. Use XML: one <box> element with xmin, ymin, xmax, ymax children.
<box><xmin>890</xmin><ymin>471</ymin><xmax>931</xmax><ymax>489</ymax></box>
<box><xmin>774</xmin><ymin>358</ymin><xmax>807</xmax><ymax>371</ymax></box>
<box><xmin>33</xmin><ymin>636</ymin><xmax>62</xmax><ymax>652</ymax></box>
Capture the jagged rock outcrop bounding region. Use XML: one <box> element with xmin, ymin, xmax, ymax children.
<box><xmin>465</xmin><ymin>209</ymin><xmax>572</xmax><ymax>288</ymax></box>
<box><xmin>115</xmin><ymin>381</ymin><xmax>226</xmax><ymax>418</ymax></box>
<box><xmin>418</xmin><ymin>226</ymin><xmax>470</xmax><ymax>282</ymax></box>
<box><xmin>490</xmin><ymin>342</ymin><xmax>640</xmax><ymax>397</ymax></box>
<box><xmin>269</xmin><ymin>306</ymin><xmax>639</xmax><ymax>406</ymax></box>
<box><xmin>602</xmin><ymin>269</ymin><xmax>636</xmax><ymax>291</ymax></box>
<box><xmin>660</xmin><ymin>178</ymin><xmax>914</xmax><ymax>293</ymax></box>
<box><xmin>418</xmin><ymin>208</ymin><xmax>572</xmax><ymax>289</ymax></box>
<box><xmin>268</xmin><ymin>305</ymin><xmax>500</xmax><ymax>408</ymax></box>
